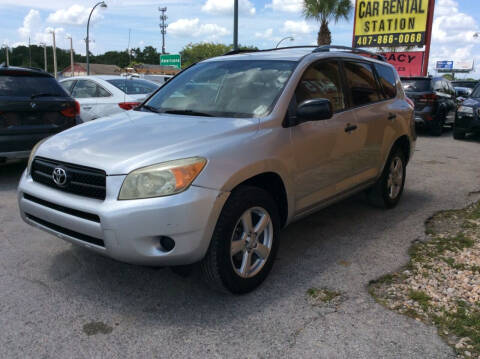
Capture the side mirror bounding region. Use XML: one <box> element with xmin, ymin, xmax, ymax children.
<box><xmin>296</xmin><ymin>99</ymin><xmax>333</xmax><ymax>124</ymax></box>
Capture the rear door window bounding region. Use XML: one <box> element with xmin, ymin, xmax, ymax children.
<box><xmin>295</xmin><ymin>60</ymin><xmax>346</xmax><ymax>113</ymax></box>
<box><xmin>71</xmin><ymin>80</ymin><xmax>110</xmax><ymax>98</ymax></box>
<box><xmin>0</xmin><ymin>75</ymin><xmax>67</xmax><ymax>97</ymax></box>
<box><xmin>343</xmin><ymin>61</ymin><xmax>382</xmax><ymax>107</ymax></box>
<box><xmin>374</xmin><ymin>64</ymin><xmax>397</xmax><ymax>99</ymax></box>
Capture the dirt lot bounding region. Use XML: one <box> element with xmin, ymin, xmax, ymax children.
<box><xmin>1</xmin><ymin>132</ymin><xmax>479</xmax><ymax>358</ymax></box>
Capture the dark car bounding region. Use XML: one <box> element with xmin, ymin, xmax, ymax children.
<box><xmin>401</xmin><ymin>76</ymin><xmax>456</xmax><ymax>136</ymax></box>
<box><xmin>451</xmin><ymin>80</ymin><xmax>478</xmax><ymax>90</ymax></box>
<box><xmin>0</xmin><ymin>66</ymin><xmax>79</xmax><ymax>162</ymax></box>
<box><xmin>453</xmin><ymin>84</ymin><xmax>480</xmax><ymax>139</ymax></box>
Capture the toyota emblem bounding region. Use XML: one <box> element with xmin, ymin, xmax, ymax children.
<box><xmin>52</xmin><ymin>167</ymin><xmax>68</xmax><ymax>187</ymax></box>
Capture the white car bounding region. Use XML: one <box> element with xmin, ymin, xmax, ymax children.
<box><xmin>60</xmin><ymin>75</ymin><xmax>159</xmax><ymax>122</ymax></box>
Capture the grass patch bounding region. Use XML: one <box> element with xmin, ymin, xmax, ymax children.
<box><xmin>307</xmin><ymin>288</ymin><xmax>341</xmax><ymax>303</ymax></box>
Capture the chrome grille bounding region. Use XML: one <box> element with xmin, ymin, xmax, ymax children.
<box><xmin>31</xmin><ymin>157</ymin><xmax>106</xmax><ymax>200</ymax></box>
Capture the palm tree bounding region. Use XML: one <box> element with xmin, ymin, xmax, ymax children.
<box><xmin>303</xmin><ymin>0</ymin><xmax>352</xmax><ymax>46</ymax></box>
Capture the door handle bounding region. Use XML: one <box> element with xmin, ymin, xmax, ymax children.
<box><xmin>345</xmin><ymin>124</ymin><xmax>358</xmax><ymax>133</ymax></box>
<box><xmin>388</xmin><ymin>113</ymin><xmax>397</xmax><ymax>121</ymax></box>
<box><xmin>82</xmin><ymin>106</ymin><xmax>92</xmax><ymax>110</ymax></box>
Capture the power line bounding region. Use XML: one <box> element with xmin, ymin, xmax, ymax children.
<box><xmin>159</xmin><ymin>7</ymin><xmax>168</xmax><ymax>54</ymax></box>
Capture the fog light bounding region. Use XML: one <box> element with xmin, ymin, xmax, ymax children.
<box><xmin>159</xmin><ymin>236</ymin><xmax>175</xmax><ymax>252</ymax></box>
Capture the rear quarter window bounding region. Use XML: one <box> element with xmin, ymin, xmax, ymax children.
<box><xmin>0</xmin><ymin>75</ymin><xmax>67</xmax><ymax>97</ymax></box>
<box><xmin>374</xmin><ymin>64</ymin><xmax>397</xmax><ymax>99</ymax></box>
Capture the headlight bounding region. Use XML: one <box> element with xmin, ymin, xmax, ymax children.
<box><xmin>118</xmin><ymin>157</ymin><xmax>207</xmax><ymax>200</ymax></box>
<box><xmin>458</xmin><ymin>106</ymin><xmax>474</xmax><ymax>115</ymax></box>
<box><xmin>27</xmin><ymin>137</ymin><xmax>49</xmax><ymax>176</ymax></box>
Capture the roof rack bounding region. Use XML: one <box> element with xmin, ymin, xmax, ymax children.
<box><xmin>313</xmin><ymin>45</ymin><xmax>386</xmax><ymax>61</ymax></box>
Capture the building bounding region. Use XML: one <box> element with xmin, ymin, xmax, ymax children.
<box><xmin>133</xmin><ymin>64</ymin><xmax>180</xmax><ymax>76</ymax></box>
<box><xmin>60</xmin><ymin>63</ymin><xmax>122</xmax><ymax>77</ymax></box>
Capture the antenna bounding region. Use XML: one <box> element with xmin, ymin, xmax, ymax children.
<box><xmin>159</xmin><ymin>7</ymin><xmax>168</xmax><ymax>54</ymax></box>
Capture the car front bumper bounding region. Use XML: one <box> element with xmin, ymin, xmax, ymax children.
<box><xmin>18</xmin><ymin>170</ymin><xmax>229</xmax><ymax>266</ymax></box>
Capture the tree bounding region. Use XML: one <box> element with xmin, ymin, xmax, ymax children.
<box><xmin>303</xmin><ymin>0</ymin><xmax>352</xmax><ymax>46</ymax></box>
<box><xmin>180</xmin><ymin>43</ymin><xmax>231</xmax><ymax>68</ymax></box>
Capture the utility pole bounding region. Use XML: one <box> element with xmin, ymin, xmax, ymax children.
<box><xmin>159</xmin><ymin>7</ymin><xmax>168</xmax><ymax>54</ymax></box>
<box><xmin>233</xmin><ymin>0</ymin><xmax>238</xmax><ymax>50</ymax></box>
<box><xmin>40</xmin><ymin>42</ymin><xmax>47</xmax><ymax>71</ymax></box>
<box><xmin>28</xmin><ymin>37</ymin><xmax>32</xmax><ymax>67</ymax></box>
<box><xmin>51</xmin><ymin>30</ymin><xmax>58</xmax><ymax>79</ymax></box>
<box><xmin>67</xmin><ymin>35</ymin><xmax>74</xmax><ymax>77</ymax></box>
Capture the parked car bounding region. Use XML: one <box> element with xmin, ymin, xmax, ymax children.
<box><xmin>18</xmin><ymin>46</ymin><xmax>415</xmax><ymax>293</ymax></box>
<box><xmin>0</xmin><ymin>65</ymin><xmax>79</xmax><ymax>162</ymax></box>
<box><xmin>60</xmin><ymin>76</ymin><xmax>159</xmax><ymax>122</ymax></box>
<box><xmin>453</xmin><ymin>83</ymin><xmax>480</xmax><ymax>139</ymax></box>
<box><xmin>451</xmin><ymin>80</ymin><xmax>478</xmax><ymax>90</ymax></box>
<box><xmin>401</xmin><ymin>76</ymin><xmax>456</xmax><ymax>136</ymax></box>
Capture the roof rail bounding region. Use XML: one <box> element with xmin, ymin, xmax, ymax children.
<box><xmin>223</xmin><ymin>45</ymin><xmax>318</xmax><ymax>56</ymax></box>
<box><xmin>313</xmin><ymin>45</ymin><xmax>386</xmax><ymax>61</ymax></box>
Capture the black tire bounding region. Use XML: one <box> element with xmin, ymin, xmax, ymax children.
<box><xmin>453</xmin><ymin>128</ymin><xmax>466</xmax><ymax>140</ymax></box>
<box><xmin>430</xmin><ymin>114</ymin><xmax>444</xmax><ymax>136</ymax></box>
<box><xmin>367</xmin><ymin>148</ymin><xmax>406</xmax><ymax>209</ymax></box>
<box><xmin>200</xmin><ymin>186</ymin><xmax>280</xmax><ymax>294</ymax></box>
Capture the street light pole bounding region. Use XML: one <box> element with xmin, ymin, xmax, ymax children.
<box><xmin>67</xmin><ymin>36</ymin><xmax>74</xmax><ymax>77</ymax></box>
<box><xmin>86</xmin><ymin>1</ymin><xmax>107</xmax><ymax>76</ymax></box>
<box><xmin>3</xmin><ymin>44</ymin><xmax>9</xmax><ymax>66</ymax></box>
<box><xmin>51</xmin><ymin>30</ymin><xmax>57</xmax><ymax>79</ymax></box>
<box><xmin>233</xmin><ymin>0</ymin><xmax>238</xmax><ymax>50</ymax></box>
<box><xmin>276</xmin><ymin>36</ymin><xmax>294</xmax><ymax>48</ymax></box>
<box><xmin>40</xmin><ymin>42</ymin><xmax>47</xmax><ymax>71</ymax></box>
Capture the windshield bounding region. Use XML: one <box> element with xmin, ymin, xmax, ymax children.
<box><xmin>471</xmin><ymin>85</ymin><xmax>480</xmax><ymax>98</ymax></box>
<box><xmin>144</xmin><ymin>60</ymin><xmax>296</xmax><ymax>118</ymax></box>
<box><xmin>107</xmin><ymin>79</ymin><xmax>159</xmax><ymax>95</ymax></box>
<box><xmin>402</xmin><ymin>79</ymin><xmax>431</xmax><ymax>92</ymax></box>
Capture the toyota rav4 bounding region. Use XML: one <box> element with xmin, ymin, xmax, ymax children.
<box><xmin>18</xmin><ymin>46</ymin><xmax>416</xmax><ymax>294</ymax></box>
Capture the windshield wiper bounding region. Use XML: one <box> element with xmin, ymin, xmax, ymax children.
<box><xmin>163</xmin><ymin>109</ymin><xmax>214</xmax><ymax>117</ymax></box>
<box><xmin>31</xmin><ymin>93</ymin><xmax>61</xmax><ymax>99</ymax></box>
<box><xmin>138</xmin><ymin>104</ymin><xmax>162</xmax><ymax>113</ymax></box>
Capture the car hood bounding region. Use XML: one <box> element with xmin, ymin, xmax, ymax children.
<box><xmin>461</xmin><ymin>98</ymin><xmax>480</xmax><ymax>107</ymax></box>
<box><xmin>36</xmin><ymin>110</ymin><xmax>259</xmax><ymax>175</ymax></box>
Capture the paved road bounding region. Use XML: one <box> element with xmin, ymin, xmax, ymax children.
<box><xmin>1</xmin><ymin>132</ymin><xmax>479</xmax><ymax>358</ymax></box>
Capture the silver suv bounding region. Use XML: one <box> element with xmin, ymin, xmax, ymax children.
<box><xmin>18</xmin><ymin>46</ymin><xmax>415</xmax><ymax>294</ymax></box>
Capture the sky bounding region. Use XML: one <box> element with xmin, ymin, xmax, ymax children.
<box><xmin>0</xmin><ymin>0</ymin><xmax>479</xmax><ymax>78</ymax></box>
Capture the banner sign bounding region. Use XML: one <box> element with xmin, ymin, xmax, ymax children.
<box><xmin>436</xmin><ymin>61</ymin><xmax>454</xmax><ymax>70</ymax></box>
<box><xmin>381</xmin><ymin>51</ymin><xmax>424</xmax><ymax>77</ymax></box>
<box><xmin>353</xmin><ymin>0</ymin><xmax>431</xmax><ymax>48</ymax></box>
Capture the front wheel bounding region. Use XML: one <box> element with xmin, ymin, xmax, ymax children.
<box><xmin>367</xmin><ymin>148</ymin><xmax>406</xmax><ymax>209</ymax></box>
<box><xmin>201</xmin><ymin>186</ymin><xmax>280</xmax><ymax>294</ymax></box>
<box><xmin>453</xmin><ymin>128</ymin><xmax>466</xmax><ymax>140</ymax></box>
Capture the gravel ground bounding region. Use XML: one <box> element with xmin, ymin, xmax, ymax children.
<box><xmin>1</xmin><ymin>131</ymin><xmax>479</xmax><ymax>358</ymax></box>
<box><xmin>369</xmin><ymin>200</ymin><xmax>480</xmax><ymax>358</ymax></box>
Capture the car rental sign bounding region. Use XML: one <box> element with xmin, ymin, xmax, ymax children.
<box><xmin>353</xmin><ymin>0</ymin><xmax>432</xmax><ymax>48</ymax></box>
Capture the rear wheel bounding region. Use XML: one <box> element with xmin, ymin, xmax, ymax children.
<box><xmin>367</xmin><ymin>148</ymin><xmax>406</xmax><ymax>209</ymax></box>
<box><xmin>453</xmin><ymin>128</ymin><xmax>466</xmax><ymax>140</ymax></box>
<box><xmin>430</xmin><ymin>112</ymin><xmax>444</xmax><ymax>136</ymax></box>
<box><xmin>201</xmin><ymin>186</ymin><xmax>280</xmax><ymax>294</ymax></box>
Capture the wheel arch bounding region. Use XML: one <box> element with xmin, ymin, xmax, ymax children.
<box><xmin>221</xmin><ymin>164</ymin><xmax>293</xmax><ymax>228</ymax></box>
